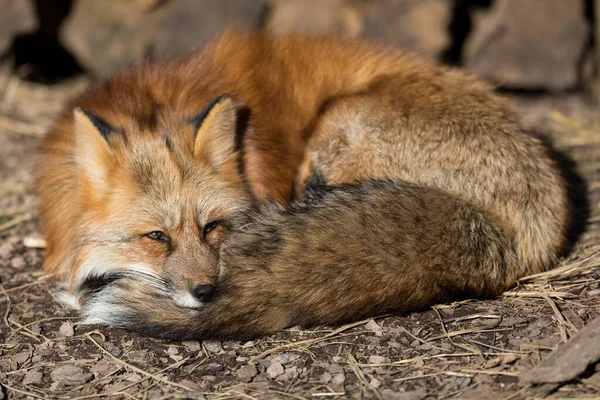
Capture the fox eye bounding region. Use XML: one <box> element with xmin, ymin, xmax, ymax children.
<box><xmin>203</xmin><ymin>221</ymin><xmax>222</xmax><ymax>239</ymax></box>
<box><xmin>145</xmin><ymin>231</ymin><xmax>170</xmax><ymax>242</ymax></box>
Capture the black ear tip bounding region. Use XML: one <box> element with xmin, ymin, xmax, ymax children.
<box><xmin>74</xmin><ymin>107</ymin><xmax>115</xmax><ymax>141</ymax></box>
<box><xmin>191</xmin><ymin>94</ymin><xmax>236</xmax><ymax>132</ymax></box>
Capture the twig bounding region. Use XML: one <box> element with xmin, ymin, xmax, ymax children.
<box><xmin>394</xmin><ymin>371</ymin><xmax>473</xmax><ymax>382</ymax></box>
<box><xmin>346</xmin><ymin>352</ymin><xmax>381</xmax><ymax>400</ymax></box>
<box><xmin>3</xmin><ymin>273</ymin><xmax>55</xmax><ymax>294</ymax></box>
<box><xmin>1</xmin><ymin>382</ymin><xmax>47</xmax><ymax>399</ymax></box>
<box><xmin>251</xmin><ymin>317</ymin><xmax>374</xmax><ymax>361</ymax></box>
<box><xmin>0</xmin><ymin>212</ymin><xmax>37</xmax><ymax>233</ymax></box>
<box><xmin>0</xmin><ymin>115</ymin><xmax>47</xmax><ymax>136</ymax></box>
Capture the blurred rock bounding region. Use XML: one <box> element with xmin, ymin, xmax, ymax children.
<box><xmin>0</xmin><ymin>0</ymin><xmax>37</xmax><ymax>56</ymax></box>
<box><xmin>50</xmin><ymin>365</ymin><xmax>93</xmax><ymax>386</ymax></box>
<box><xmin>153</xmin><ymin>0</ymin><xmax>266</xmax><ymax>59</ymax></box>
<box><xmin>22</xmin><ymin>369</ymin><xmax>43</xmax><ymax>386</ymax></box>
<box><xmin>266</xmin><ymin>360</ymin><xmax>285</xmax><ymax>378</ymax></box>
<box><xmin>236</xmin><ymin>364</ymin><xmax>258</xmax><ymax>383</ymax></box>
<box><xmin>61</xmin><ymin>0</ymin><xmax>266</xmax><ymax>77</ymax></box>
<box><xmin>362</xmin><ymin>0</ymin><xmax>451</xmax><ymax>59</ymax></box>
<box><xmin>60</xmin><ymin>0</ymin><xmax>162</xmax><ymax>77</ymax></box>
<box><xmin>266</xmin><ymin>0</ymin><xmax>451</xmax><ymax>60</ymax></box>
<box><xmin>266</xmin><ymin>0</ymin><xmax>365</xmax><ymax>37</ymax></box>
<box><xmin>464</xmin><ymin>0</ymin><xmax>589</xmax><ymax>91</ymax></box>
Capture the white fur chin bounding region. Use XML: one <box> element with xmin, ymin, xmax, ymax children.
<box><xmin>55</xmin><ymin>290</ymin><xmax>82</xmax><ymax>310</ymax></box>
<box><xmin>173</xmin><ymin>292</ymin><xmax>205</xmax><ymax>309</ymax></box>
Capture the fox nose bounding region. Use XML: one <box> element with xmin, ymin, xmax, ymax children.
<box><xmin>192</xmin><ymin>284</ymin><xmax>215</xmax><ymax>302</ymax></box>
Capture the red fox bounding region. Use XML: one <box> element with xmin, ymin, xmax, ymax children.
<box><xmin>36</xmin><ymin>30</ymin><xmax>570</xmax><ymax>338</ymax></box>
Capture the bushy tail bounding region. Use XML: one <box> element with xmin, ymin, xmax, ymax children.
<box><xmin>86</xmin><ymin>179</ymin><xmax>518</xmax><ymax>340</ymax></box>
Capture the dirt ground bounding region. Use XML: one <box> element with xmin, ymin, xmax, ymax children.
<box><xmin>0</xmin><ymin>70</ymin><xmax>599</xmax><ymax>400</ymax></box>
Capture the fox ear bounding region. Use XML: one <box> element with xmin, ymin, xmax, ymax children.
<box><xmin>73</xmin><ymin>108</ymin><xmax>115</xmax><ymax>193</ymax></box>
<box><xmin>192</xmin><ymin>94</ymin><xmax>237</xmax><ymax>168</ymax></box>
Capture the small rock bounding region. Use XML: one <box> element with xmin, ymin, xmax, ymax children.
<box><xmin>200</xmin><ymin>375</ymin><xmax>216</xmax><ymax>382</ymax></box>
<box><xmin>169</xmin><ymin>354</ymin><xmax>184</xmax><ymax>362</ymax></box>
<box><xmin>203</xmin><ymin>340</ymin><xmax>224</xmax><ymax>353</ymax></box>
<box><xmin>125</xmin><ymin>349</ymin><xmax>148</xmax><ymax>363</ymax></box>
<box><xmin>182</xmin><ymin>340</ymin><xmax>201</xmax><ymax>352</ymax></box>
<box><xmin>10</xmin><ymin>255</ymin><xmax>26</xmax><ymax>269</ymax></box>
<box><xmin>456</xmin><ymin>376</ymin><xmax>472</xmax><ymax>388</ymax></box>
<box><xmin>331</xmin><ymin>372</ymin><xmax>345</xmax><ymax>387</ymax></box>
<box><xmin>380</xmin><ymin>389</ymin><xmax>428</xmax><ymax>400</ymax></box>
<box><xmin>125</xmin><ymin>372</ymin><xmax>142</xmax><ymax>382</ymax></box>
<box><xmin>167</xmin><ymin>346</ymin><xmax>179</xmax><ymax>355</ymax></box>
<box><xmin>410</xmin><ymin>339</ymin><xmax>421</xmax><ymax>347</ymax></box>
<box><xmin>59</xmin><ymin>321</ymin><xmax>75</xmax><ymax>337</ymax></box>
<box><xmin>368</xmin><ymin>355</ymin><xmax>389</xmax><ymax>364</ymax></box>
<box><xmin>273</xmin><ymin>353</ymin><xmax>300</xmax><ymax>365</ymax></box>
<box><xmin>0</xmin><ymin>242</ymin><xmax>13</xmax><ymax>260</ymax></box>
<box><xmin>484</xmin><ymin>353</ymin><xmax>518</xmax><ymax>369</ymax></box>
<box><xmin>365</xmin><ymin>319</ymin><xmax>384</xmax><ymax>337</ymax></box>
<box><xmin>236</xmin><ymin>356</ymin><xmax>250</xmax><ymax>362</ymax></box>
<box><xmin>204</xmin><ymin>362</ymin><xmax>224</xmax><ymax>372</ymax></box>
<box><xmin>236</xmin><ymin>364</ymin><xmax>258</xmax><ymax>383</ymax></box>
<box><xmin>320</xmin><ymin>371</ymin><xmax>332</xmax><ymax>383</ymax></box>
<box><xmin>267</xmin><ymin>361</ymin><xmax>285</xmax><ymax>378</ymax></box>
<box><xmin>13</xmin><ymin>351</ymin><xmax>31</xmax><ymax>365</ymax></box>
<box><xmin>587</xmin><ymin>289</ymin><xmax>600</xmax><ymax>298</ymax></box>
<box><xmin>104</xmin><ymin>342</ymin><xmax>121</xmax><ymax>357</ymax></box>
<box><xmin>369</xmin><ymin>377</ymin><xmax>381</xmax><ymax>389</ymax></box>
<box><xmin>22</xmin><ymin>369</ymin><xmax>43</xmax><ymax>386</ymax></box>
<box><xmin>50</xmin><ymin>365</ymin><xmax>93</xmax><ymax>386</ymax></box>
<box><xmin>90</xmin><ymin>360</ymin><xmax>114</xmax><ymax>377</ymax></box>
<box><xmin>284</xmin><ymin>366</ymin><xmax>300</xmax><ymax>380</ymax></box>
<box><xmin>329</xmin><ymin>364</ymin><xmax>344</xmax><ymax>374</ymax></box>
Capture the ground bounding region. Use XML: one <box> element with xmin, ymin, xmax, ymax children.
<box><xmin>0</xmin><ymin>71</ymin><xmax>599</xmax><ymax>400</ymax></box>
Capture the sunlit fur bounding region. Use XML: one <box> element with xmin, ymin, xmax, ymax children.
<box><xmin>36</xmin><ymin>30</ymin><xmax>570</xmax><ymax>337</ymax></box>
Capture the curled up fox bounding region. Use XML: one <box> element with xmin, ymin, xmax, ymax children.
<box><xmin>36</xmin><ymin>30</ymin><xmax>570</xmax><ymax>339</ymax></box>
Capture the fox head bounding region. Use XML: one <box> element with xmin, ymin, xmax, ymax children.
<box><xmin>42</xmin><ymin>94</ymin><xmax>253</xmax><ymax>322</ymax></box>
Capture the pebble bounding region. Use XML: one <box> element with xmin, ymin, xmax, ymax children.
<box><xmin>10</xmin><ymin>255</ymin><xmax>26</xmax><ymax>269</ymax></box>
<box><xmin>236</xmin><ymin>364</ymin><xmax>258</xmax><ymax>383</ymax></box>
<box><xmin>13</xmin><ymin>351</ymin><xmax>31</xmax><ymax>365</ymax></box>
<box><xmin>368</xmin><ymin>355</ymin><xmax>389</xmax><ymax>364</ymax></box>
<box><xmin>59</xmin><ymin>321</ymin><xmax>75</xmax><ymax>337</ymax></box>
<box><xmin>50</xmin><ymin>365</ymin><xmax>93</xmax><ymax>386</ymax></box>
<box><xmin>587</xmin><ymin>289</ymin><xmax>600</xmax><ymax>298</ymax></box>
<box><xmin>22</xmin><ymin>369</ymin><xmax>43</xmax><ymax>386</ymax></box>
<box><xmin>182</xmin><ymin>340</ymin><xmax>201</xmax><ymax>352</ymax></box>
<box><xmin>319</xmin><ymin>371</ymin><xmax>332</xmax><ymax>383</ymax></box>
<box><xmin>0</xmin><ymin>242</ymin><xmax>13</xmax><ymax>259</ymax></box>
<box><xmin>266</xmin><ymin>361</ymin><xmax>285</xmax><ymax>378</ymax></box>
<box><xmin>365</xmin><ymin>319</ymin><xmax>384</xmax><ymax>336</ymax></box>
<box><xmin>328</xmin><ymin>364</ymin><xmax>344</xmax><ymax>374</ymax></box>
<box><xmin>104</xmin><ymin>342</ymin><xmax>121</xmax><ymax>357</ymax></box>
<box><xmin>203</xmin><ymin>340</ymin><xmax>224</xmax><ymax>353</ymax></box>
